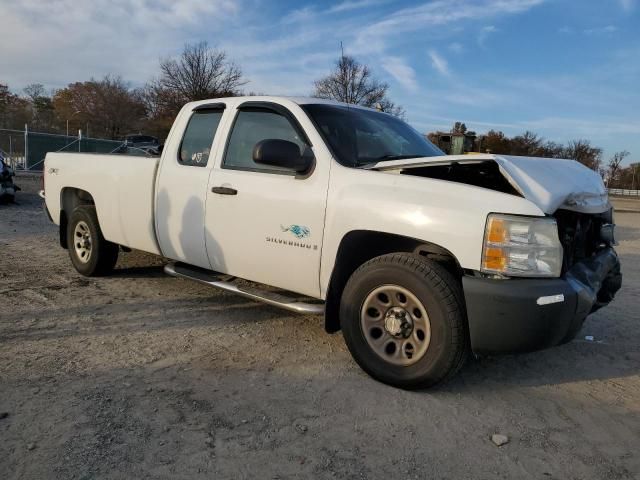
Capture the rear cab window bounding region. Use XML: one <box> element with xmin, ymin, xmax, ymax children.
<box><xmin>178</xmin><ymin>107</ymin><xmax>225</xmax><ymax>167</ymax></box>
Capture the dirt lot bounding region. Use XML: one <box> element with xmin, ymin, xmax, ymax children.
<box><xmin>1</xmin><ymin>175</ymin><xmax>639</xmax><ymax>479</ymax></box>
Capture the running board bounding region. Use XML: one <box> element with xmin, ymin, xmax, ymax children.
<box><xmin>164</xmin><ymin>263</ymin><xmax>325</xmax><ymax>315</ymax></box>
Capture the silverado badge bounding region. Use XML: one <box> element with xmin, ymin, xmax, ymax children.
<box><xmin>281</xmin><ymin>225</ymin><xmax>310</xmax><ymax>239</ymax></box>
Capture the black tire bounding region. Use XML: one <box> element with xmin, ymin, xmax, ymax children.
<box><xmin>67</xmin><ymin>205</ymin><xmax>119</xmax><ymax>276</ymax></box>
<box><xmin>340</xmin><ymin>253</ymin><xmax>468</xmax><ymax>389</ymax></box>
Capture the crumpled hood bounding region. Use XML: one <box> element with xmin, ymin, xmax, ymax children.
<box><xmin>368</xmin><ymin>154</ymin><xmax>610</xmax><ymax>215</ymax></box>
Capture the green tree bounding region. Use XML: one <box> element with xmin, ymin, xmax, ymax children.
<box><xmin>452</xmin><ymin>122</ymin><xmax>467</xmax><ymax>134</ymax></box>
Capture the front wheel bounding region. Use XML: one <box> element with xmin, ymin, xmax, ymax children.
<box><xmin>340</xmin><ymin>253</ymin><xmax>468</xmax><ymax>389</ymax></box>
<box><xmin>67</xmin><ymin>206</ymin><xmax>119</xmax><ymax>276</ymax></box>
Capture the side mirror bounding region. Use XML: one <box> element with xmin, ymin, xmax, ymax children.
<box><xmin>253</xmin><ymin>139</ymin><xmax>313</xmax><ymax>174</ymax></box>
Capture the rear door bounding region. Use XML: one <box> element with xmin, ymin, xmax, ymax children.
<box><xmin>155</xmin><ymin>103</ymin><xmax>227</xmax><ymax>268</ymax></box>
<box><xmin>204</xmin><ymin>101</ymin><xmax>331</xmax><ymax>297</ymax></box>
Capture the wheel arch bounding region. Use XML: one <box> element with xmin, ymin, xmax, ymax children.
<box><xmin>324</xmin><ymin>230</ymin><xmax>464</xmax><ymax>333</ymax></box>
<box><xmin>59</xmin><ymin>187</ymin><xmax>96</xmax><ymax>249</ymax></box>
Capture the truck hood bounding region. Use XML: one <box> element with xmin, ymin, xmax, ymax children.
<box><xmin>367</xmin><ymin>154</ymin><xmax>610</xmax><ymax>215</ymax></box>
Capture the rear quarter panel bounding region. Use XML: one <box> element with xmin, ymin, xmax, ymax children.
<box><xmin>44</xmin><ymin>152</ymin><xmax>161</xmax><ymax>255</ymax></box>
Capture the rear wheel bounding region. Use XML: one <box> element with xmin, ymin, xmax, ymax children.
<box><xmin>340</xmin><ymin>253</ymin><xmax>468</xmax><ymax>389</ymax></box>
<box><xmin>67</xmin><ymin>206</ymin><xmax>118</xmax><ymax>276</ymax></box>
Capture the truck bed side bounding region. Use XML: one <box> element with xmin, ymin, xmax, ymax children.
<box><xmin>44</xmin><ymin>152</ymin><xmax>161</xmax><ymax>255</ymax></box>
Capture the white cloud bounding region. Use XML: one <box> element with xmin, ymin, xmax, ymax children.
<box><xmin>558</xmin><ymin>26</ymin><xmax>573</xmax><ymax>34</ymax></box>
<box><xmin>354</xmin><ymin>0</ymin><xmax>545</xmax><ymax>53</ymax></box>
<box><xmin>448</xmin><ymin>42</ymin><xmax>464</xmax><ymax>53</ymax></box>
<box><xmin>381</xmin><ymin>56</ymin><xmax>419</xmax><ymax>91</ymax></box>
<box><xmin>428</xmin><ymin>50</ymin><xmax>451</xmax><ymax>76</ymax></box>
<box><xmin>0</xmin><ymin>0</ymin><xmax>239</xmax><ymax>88</ymax></box>
<box><xmin>327</xmin><ymin>0</ymin><xmax>388</xmax><ymax>14</ymax></box>
<box><xmin>619</xmin><ymin>0</ymin><xmax>635</xmax><ymax>12</ymax></box>
<box><xmin>282</xmin><ymin>6</ymin><xmax>317</xmax><ymax>24</ymax></box>
<box><xmin>478</xmin><ymin>25</ymin><xmax>498</xmax><ymax>46</ymax></box>
<box><xmin>584</xmin><ymin>25</ymin><xmax>618</xmax><ymax>35</ymax></box>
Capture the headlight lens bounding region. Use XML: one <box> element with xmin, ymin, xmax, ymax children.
<box><xmin>481</xmin><ymin>214</ymin><xmax>563</xmax><ymax>277</ymax></box>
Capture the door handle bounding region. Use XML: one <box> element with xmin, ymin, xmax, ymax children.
<box><xmin>211</xmin><ymin>186</ymin><xmax>238</xmax><ymax>195</ymax></box>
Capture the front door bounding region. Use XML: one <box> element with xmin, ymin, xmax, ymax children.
<box><xmin>204</xmin><ymin>102</ymin><xmax>330</xmax><ymax>297</ymax></box>
<box><xmin>155</xmin><ymin>104</ymin><xmax>226</xmax><ymax>268</ymax></box>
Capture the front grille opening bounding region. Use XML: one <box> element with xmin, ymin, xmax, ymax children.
<box><xmin>554</xmin><ymin>209</ymin><xmax>613</xmax><ymax>272</ymax></box>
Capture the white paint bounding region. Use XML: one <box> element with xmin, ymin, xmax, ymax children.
<box><xmin>44</xmin><ymin>152</ymin><xmax>161</xmax><ymax>255</ymax></box>
<box><xmin>202</xmin><ymin>98</ymin><xmax>332</xmax><ymax>297</ymax></box>
<box><xmin>153</xmin><ymin>101</ymin><xmax>228</xmax><ymax>269</ymax></box>
<box><xmin>43</xmin><ymin>96</ymin><xmax>613</xmax><ymax>301</ymax></box>
<box><xmin>370</xmin><ymin>153</ymin><xmax>610</xmax><ymax>215</ymax></box>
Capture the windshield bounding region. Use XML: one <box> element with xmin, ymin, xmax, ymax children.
<box><xmin>302</xmin><ymin>104</ymin><xmax>444</xmax><ymax>167</ymax></box>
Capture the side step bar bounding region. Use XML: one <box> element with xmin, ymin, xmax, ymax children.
<box><xmin>164</xmin><ymin>262</ymin><xmax>325</xmax><ymax>315</ymax></box>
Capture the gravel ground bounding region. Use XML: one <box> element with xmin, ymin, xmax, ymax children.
<box><xmin>1</xmin><ymin>175</ymin><xmax>639</xmax><ymax>479</ymax></box>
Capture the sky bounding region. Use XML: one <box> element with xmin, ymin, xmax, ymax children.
<box><xmin>1</xmin><ymin>0</ymin><xmax>639</xmax><ymax>163</ymax></box>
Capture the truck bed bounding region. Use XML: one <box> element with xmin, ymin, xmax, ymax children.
<box><xmin>44</xmin><ymin>152</ymin><xmax>161</xmax><ymax>255</ymax></box>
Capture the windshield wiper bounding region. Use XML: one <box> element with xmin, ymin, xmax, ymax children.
<box><xmin>375</xmin><ymin>154</ymin><xmax>423</xmax><ymax>161</ymax></box>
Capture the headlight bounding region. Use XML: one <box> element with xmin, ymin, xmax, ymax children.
<box><xmin>481</xmin><ymin>214</ymin><xmax>562</xmax><ymax>277</ymax></box>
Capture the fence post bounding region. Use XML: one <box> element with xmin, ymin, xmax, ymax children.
<box><xmin>78</xmin><ymin>129</ymin><xmax>82</xmax><ymax>153</ymax></box>
<box><xmin>24</xmin><ymin>124</ymin><xmax>29</xmax><ymax>170</ymax></box>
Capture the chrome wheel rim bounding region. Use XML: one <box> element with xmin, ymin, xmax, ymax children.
<box><xmin>360</xmin><ymin>285</ymin><xmax>431</xmax><ymax>366</ymax></box>
<box><xmin>73</xmin><ymin>221</ymin><xmax>92</xmax><ymax>264</ymax></box>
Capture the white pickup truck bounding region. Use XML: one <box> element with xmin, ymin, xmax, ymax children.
<box><xmin>42</xmin><ymin>96</ymin><xmax>621</xmax><ymax>388</ymax></box>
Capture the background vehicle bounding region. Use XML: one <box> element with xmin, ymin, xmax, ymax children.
<box><xmin>122</xmin><ymin>134</ymin><xmax>161</xmax><ymax>155</ymax></box>
<box><xmin>0</xmin><ymin>157</ymin><xmax>19</xmax><ymax>203</ymax></box>
<box><xmin>41</xmin><ymin>96</ymin><xmax>621</xmax><ymax>388</ymax></box>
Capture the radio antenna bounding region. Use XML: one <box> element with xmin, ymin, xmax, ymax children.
<box><xmin>340</xmin><ymin>41</ymin><xmax>350</xmax><ymax>111</ymax></box>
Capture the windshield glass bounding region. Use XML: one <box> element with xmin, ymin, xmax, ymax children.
<box><xmin>302</xmin><ymin>104</ymin><xmax>444</xmax><ymax>167</ymax></box>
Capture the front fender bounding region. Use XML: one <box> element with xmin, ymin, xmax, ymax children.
<box><xmin>319</xmin><ymin>164</ymin><xmax>543</xmax><ymax>297</ymax></box>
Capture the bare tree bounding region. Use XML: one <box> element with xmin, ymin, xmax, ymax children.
<box><xmin>23</xmin><ymin>83</ymin><xmax>55</xmax><ymax>131</ymax></box>
<box><xmin>606</xmin><ymin>150</ymin><xmax>629</xmax><ymax>186</ymax></box>
<box><xmin>562</xmin><ymin>139</ymin><xmax>603</xmax><ymax>172</ymax></box>
<box><xmin>376</xmin><ymin>98</ymin><xmax>406</xmax><ymax>119</ymax></box>
<box><xmin>23</xmin><ymin>83</ymin><xmax>46</xmax><ymax>102</ymax></box>
<box><xmin>313</xmin><ymin>54</ymin><xmax>404</xmax><ymax>117</ymax></box>
<box><xmin>157</xmin><ymin>42</ymin><xmax>246</xmax><ymax>102</ymax></box>
<box><xmin>140</xmin><ymin>42</ymin><xmax>246</xmax><ymax>138</ymax></box>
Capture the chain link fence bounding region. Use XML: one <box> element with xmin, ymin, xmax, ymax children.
<box><xmin>0</xmin><ymin>127</ymin><xmax>149</xmax><ymax>171</ymax></box>
<box><xmin>0</xmin><ymin>128</ymin><xmax>27</xmax><ymax>170</ymax></box>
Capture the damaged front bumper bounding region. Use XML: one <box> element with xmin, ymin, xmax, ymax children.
<box><xmin>462</xmin><ymin>247</ymin><xmax>622</xmax><ymax>355</ymax></box>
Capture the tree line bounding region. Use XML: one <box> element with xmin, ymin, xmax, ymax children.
<box><xmin>1</xmin><ymin>41</ymin><xmax>635</xmax><ymax>187</ymax></box>
<box><xmin>428</xmin><ymin>123</ymin><xmax>635</xmax><ymax>188</ymax></box>
<box><xmin>0</xmin><ymin>42</ymin><xmax>401</xmax><ymax>141</ymax></box>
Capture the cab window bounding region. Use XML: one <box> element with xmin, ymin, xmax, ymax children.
<box><xmin>178</xmin><ymin>110</ymin><xmax>223</xmax><ymax>167</ymax></box>
<box><xmin>223</xmin><ymin>109</ymin><xmax>306</xmax><ymax>173</ymax></box>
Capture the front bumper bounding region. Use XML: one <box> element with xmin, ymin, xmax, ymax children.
<box><xmin>463</xmin><ymin>247</ymin><xmax>621</xmax><ymax>355</ymax></box>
